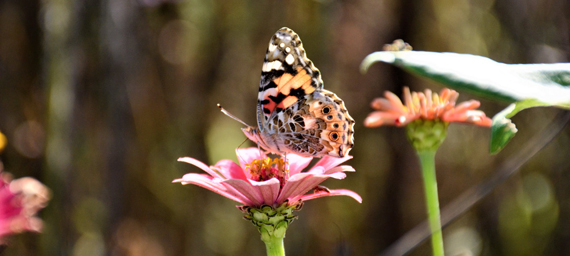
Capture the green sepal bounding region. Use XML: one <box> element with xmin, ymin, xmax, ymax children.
<box><xmin>238</xmin><ymin>201</ymin><xmax>303</xmax><ymax>242</ymax></box>
<box><xmin>406</xmin><ymin>119</ymin><xmax>449</xmax><ymax>152</ymax></box>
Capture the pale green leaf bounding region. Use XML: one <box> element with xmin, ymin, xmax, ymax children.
<box><xmin>361</xmin><ymin>51</ymin><xmax>570</xmax><ymax>105</ymax></box>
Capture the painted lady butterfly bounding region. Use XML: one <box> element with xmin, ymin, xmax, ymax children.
<box><xmin>220</xmin><ymin>27</ymin><xmax>354</xmax><ymax>158</ymax></box>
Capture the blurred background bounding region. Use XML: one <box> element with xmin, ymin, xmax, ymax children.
<box><xmin>1</xmin><ymin>0</ymin><xmax>569</xmax><ymax>255</ymax></box>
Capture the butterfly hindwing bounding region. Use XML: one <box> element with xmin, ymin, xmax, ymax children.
<box><xmin>265</xmin><ymin>89</ymin><xmax>354</xmax><ymax>157</ymax></box>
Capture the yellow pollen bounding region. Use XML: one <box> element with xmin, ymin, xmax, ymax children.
<box><xmin>245</xmin><ymin>157</ymin><xmax>289</xmax><ymax>180</ymax></box>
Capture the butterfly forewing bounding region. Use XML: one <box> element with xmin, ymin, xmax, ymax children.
<box><xmin>258</xmin><ymin>28</ymin><xmax>323</xmax><ymax>128</ymax></box>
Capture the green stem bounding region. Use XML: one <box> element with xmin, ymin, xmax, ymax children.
<box><xmin>263</xmin><ymin>235</ymin><xmax>285</xmax><ymax>256</ymax></box>
<box><xmin>418</xmin><ymin>150</ymin><xmax>444</xmax><ymax>256</ymax></box>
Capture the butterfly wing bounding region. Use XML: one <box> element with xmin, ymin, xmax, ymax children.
<box><xmin>254</xmin><ymin>27</ymin><xmax>354</xmax><ymax>157</ymax></box>
<box><xmin>257</xmin><ymin>27</ymin><xmax>323</xmax><ymax>131</ymax></box>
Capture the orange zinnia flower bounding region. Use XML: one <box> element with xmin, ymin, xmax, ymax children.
<box><xmin>364</xmin><ymin>87</ymin><xmax>492</xmax><ymax>128</ymax></box>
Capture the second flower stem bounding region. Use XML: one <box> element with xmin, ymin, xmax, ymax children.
<box><xmin>418</xmin><ymin>150</ymin><xmax>444</xmax><ymax>256</ymax></box>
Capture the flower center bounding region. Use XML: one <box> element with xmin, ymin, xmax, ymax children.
<box><xmin>246</xmin><ymin>157</ymin><xmax>288</xmax><ymax>188</ymax></box>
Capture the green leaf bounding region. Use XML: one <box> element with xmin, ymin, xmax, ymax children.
<box><xmin>490</xmin><ymin>104</ymin><xmax>518</xmax><ymax>154</ymax></box>
<box><xmin>361</xmin><ymin>51</ymin><xmax>570</xmax><ymax>105</ymax></box>
<box><xmin>362</xmin><ymin>51</ymin><xmax>570</xmax><ymax>153</ymax></box>
<box><xmin>490</xmin><ymin>99</ymin><xmax>561</xmax><ymax>154</ymax></box>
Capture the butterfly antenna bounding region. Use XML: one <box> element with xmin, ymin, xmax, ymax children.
<box><xmin>217</xmin><ymin>103</ymin><xmax>251</xmax><ymax>127</ymax></box>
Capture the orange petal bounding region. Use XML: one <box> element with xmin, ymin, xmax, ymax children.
<box><xmin>443</xmin><ymin>109</ymin><xmax>491</xmax><ymax>127</ymax></box>
<box><xmin>385</xmin><ymin>91</ymin><xmax>407</xmax><ymax>112</ymax></box>
<box><xmin>371</xmin><ymin>97</ymin><xmax>407</xmax><ymax>114</ymax></box>
<box><xmin>453</xmin><ymin>100</ymin><xmax>481</xmax><ymax>112</ymax></box>
<box><xmin>364</xmin><ymin>111</ymin><xmax>405</xmax><ymax>127</ymax></box>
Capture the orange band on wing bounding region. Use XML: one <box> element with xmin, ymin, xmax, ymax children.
<box><xmin>264</xmin><ymin>67</ymin><xmax>318</xmax><ymax>114</ymax></box>
<box><xmin>276</xmin><ymin>68</ymin><xmax>314</xmax><ymax>92</ymax></box>
<box><xmin>273</xmin><ymin>73</ymin><xmax>294</xmax><ymax>91</ymax></box>
<box><xmin>277</xmin><ymin>95</ymin><xmax>299</xmax><ymax>109</ymax></box>
<box><xmin>279</xmin><ymin>68</ymin><xmax>309</xmax><ymax>93</ymax></box>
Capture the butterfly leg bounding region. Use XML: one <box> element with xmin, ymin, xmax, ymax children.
<box><xmin>283</xmin><ymin>152</ymin><xmax>289</xmax><ymax>173</ymax></box>
<box><xmin>256</xmin><ymin>144</ymin><xmax>264</xmax><ymax>161</ymax></box>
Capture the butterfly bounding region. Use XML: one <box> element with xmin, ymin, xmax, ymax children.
<box><xmin>220</xmin><ymin>27</ymin><xmax>354</xmax><ymax>158</ymax></box>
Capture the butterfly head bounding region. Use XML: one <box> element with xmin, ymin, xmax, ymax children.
<box><xmin>241</xmin><ymin>126</ymin><xmax>271</xmax><ymax>151</ymax></box>
<box><xmin>241</xmin><ymin>126</ymin><xmax>258</xmax><ymax>141</ymax></box>
<box><xmin>241</xmin><ymin>126</ymin><xmax>262</xmax><ymax>143</ymax></box>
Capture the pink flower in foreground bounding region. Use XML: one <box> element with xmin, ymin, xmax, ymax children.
<box><xmin>173</xmin><ymin>148</ymin><xmax>361</xmax><ymax>207</ymax></box>
<box><xmin>364</xmin><ymin>87</ymin><xmax>492</xmax><ymax>128</ymax></box>
<box><xmin>0</xmin><ymin>170</ymin><xmax>50</xmax><ymax>243</ymax></box>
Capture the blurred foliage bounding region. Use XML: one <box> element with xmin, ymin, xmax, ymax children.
<box><xmin>0</xmin><ymin>0</ymin><xmax>569</xmax><ymax>255</ymax></box>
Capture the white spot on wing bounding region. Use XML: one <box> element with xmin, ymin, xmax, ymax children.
<box><xmin>268</xmin><ymin>43</ymin><xmax>277</xmax><ymax>52</ymax></box>
<box><xmin>285</xmin><ymin>54</ymin><xmax>295</xmax><ymax>65</ymax></box>
<box><xmin>280</xmin><ymin>43</ymin><xmax>285</xmax><ymax>48</ymax></box>
<box><xmin>262</xmin><ymin>60</ymin><xmax>283</xmax><ymax>72</ymax></box>
<box><xmin>285</xmin><ymin>47</ymin><xmax>291</xmax><ymax>53</ymax></box>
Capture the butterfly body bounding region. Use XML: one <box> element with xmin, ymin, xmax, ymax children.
<box><xmin>242</xmin><ymin>27</ymin><xmax>354</xmax><ymax>158</ymax></box>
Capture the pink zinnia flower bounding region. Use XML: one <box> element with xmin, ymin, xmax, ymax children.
<box><xmin>173</xmin><ymin>148</ymin><xmax>361</xmax><ymax>207</ymax></box>
<box><xmin>364</xmin><ymin>87</ymin><xmax>492</xmax><ymax>128</ymax></box>
<box><xmin>0</xmin><ymin>170</ymin><xmax>50</xmax><ymax>243</ymax></box>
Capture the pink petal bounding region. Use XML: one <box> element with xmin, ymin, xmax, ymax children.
<box><xmin>221</xmin><ymin>179</ymin><xmax>263</xmax><ymax>206</ymax></box>
<box><xmin>222</xmin><ymin>178</ymin><xmax>281</xmax><ymax>206</ymax></box>
<box><xmin>295</xmin><ymin>189</ymin><xmax>362</xmax><ymax>203</ymax></box>
<box><xmin>213</xmin><ymin>159</ymin><xmax>247</xmax><ymax>180</ymax></box>
<box><xmin>0</xmin><ymin>217</ymin><xmax>24</xmax><ymax>236</ymax></box>
<box><xmin>173</xmin><ymin>173</ymin><xmax>247</xmax><ymax>204</ymax></box>
<box><xmin>277</xmin><ymin>173</ymin><xmax>327</xmax><ymax>203</ymax></box>
<box><xmin>250</xmin><ymin>179</ymin><xmax>281</xmax><ymax>206</ymax></box>
<box><xmin>285</xmin><ymin>153</ymin><xmax>313</xmax><ymax>176</ymax></box>
<box><xmin>236</xmin><ymin>148</ymin><xmax>266</xmax><ymax>170</ymax></box>
<box><xmin>177</xmin><ymin>157</ymin><xmax>222</xmax><ymax>179</ymax></box>
<box><xmin>327</xmin><ymin>172</ymin><xmax>347</xmax><ymax>179</ymax></box>
<box><xmin>311</xmin><ymin>155</ymin><xmax>352</xmax><ymax>173</ymax></box>
<box><xmin>277</xmin><ymin>171</ymin><xmax>348</xmax><ymax>203</ymax></box>
<box><xmin>324</xmin><ymin>165</ymin><xmax>355</xmax><ymax>175</ymax></box>
<box><xmin>305</xmin><ymin>166</ymin><xmax>351</xmax><ymax>179</ymax></box>
<box><xmin>305</xmin><ymin>166</ymin><xmax>325</xmax><ymax>175</ymax></box>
